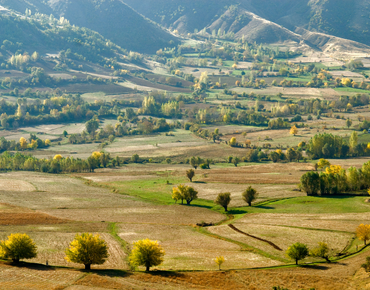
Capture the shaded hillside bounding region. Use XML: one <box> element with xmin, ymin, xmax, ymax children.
<box><xmin>0</xmin><ymin>12</ymin><xmax>122</xmax><ymax>63</ymax></box>
<box><xmin>123</xmin><ymin>0</ymin><xmax>233</xmax><ymax>34</ymax></box>
<box><xmin>124</xmin><ymin>0</ymin><xmax>370</xmax><ymax>47</ymax></box>
<box><xmin>0</xmin><ymin>0</ymin><xmax>179</xmax><ymax>53</ymax></box>
<box><xmin>206</xmin><ymin>7</ymin><xmax>301</xmax><ymax>44</ymax></box>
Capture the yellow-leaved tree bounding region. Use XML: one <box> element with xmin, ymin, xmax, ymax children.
<box><xmin>54</xmin><ymin>154</ymin><xmax>63</xmax><ymax>160</ymax></box>
<box><xmin>229</xmin><ymin>137</ymin><xmax>237</xmax><ymax>147</ymax></box>
<box><xmin>317</xmin><ymin>158</ymin><xmax>330</xmax><ymax>170</ymax></box>
<box><xmin>172</xmin><ymin>185</ymin><xmax>198</xmax><ymax>205</ymax></box>
<box><xmin>0</xmin><ymin>233</ymin><xmax>37</xmax><ymax>263</ymax></box>
<box><xmin>356</xmin><ymin>224</ymin><xmax>370</xmax><ymax>245</ymax></box>
<box><xmin>19</xmin><ymin>137</ymin><xmax>27</xmax><ymax>149</ymax></box>
<box><xmin>129</xmin><ymin>239</ymin><xmax>165</xmax><ymax>272</ymax></box>
<box><xmin>325</xmin><ymin>165</ymin><xmax>343</xmax><ymax>175</ymax></box>
<box><xmin>290</xmin><ymin>125</ymin><xmax>298</xmax><ymax>136</ymax></box>
<box><xmin>65</xmin><ymin>233</ymin><xmax>109</xmax><ymax>270</ymax></box>
<box><xmin>214</xmin><ymin>256</ymin><xmax>225</xmax><ymax>270</ymax></box>
<box><xmin>92</xmin><ymin>151</ymin><xmax>102</xmax><ymax>159</ymax></box>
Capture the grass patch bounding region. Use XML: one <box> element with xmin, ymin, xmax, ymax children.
<box><xmin>100</xmin><ymin>176</ymin><xmax>222</xmax><ymax>211</ymax></box>
<box><xmin>334</xmin><ymin>87</ymin><xmax>368</xmax><ymax>93</ymax></box>
<box><xmin>234</xmin><ymin>196</ymin><xmax>370</xmax><ymax>214</ymax></box>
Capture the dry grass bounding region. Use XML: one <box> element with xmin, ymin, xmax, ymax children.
<box><xmin>118</xmin><ymin>224</ymin><xmax>279</xmax><ymax>270</ymax></box>
<box><xmin>0</xmin><ymin>263</ymin><xmax>82</xmax><ymax>290</ymax></box>
<box><xmin>0</xmin><ymin>232</ymin><xmax>127</xmax><ymax>270</ymax></box>
<box><xmin>238</xmin><ymin>212</ymin><xmax>370</xmax><ymax>232</ymax></box>
<box><xmin>44</xmin><ymin>203</ymin><xmax>224</xmax><ymax>225</ymax></box>
<box><xmin>200</xmin><ymin>163</ymin><xmax>311</xmax><ymax>184</ymax></box>
<box><xmin>209</xmin><ymin>223</ymin><xmax>352</xmax><ymax>261</ymax></box>
<box><xmin>183</xmin><ymin>182</ymin><xmax>301</xmax><ymax>206</ymax></box>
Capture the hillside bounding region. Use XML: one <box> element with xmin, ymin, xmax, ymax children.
<box><xmin>124</xmin><ymin>0</ymin><xmax>370</xmax><ymax>48</ymax></box>
<box><xmin>0</xmin><ymin>12</ymin><xmax>122</xmax><ymax>62</ymax></box>
<box><xmin>206</xmin><ymin>7</ymin><xmax>301</xmax><ymax>44</ymax></box>
<box><xmin>0</xmin><ymin>0</ymin><xmax>179</xmax><ymax>53</ymax></box>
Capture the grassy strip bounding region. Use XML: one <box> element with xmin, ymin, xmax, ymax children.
<box><xmin>108</xmin><ymin>222</ymin><xmax>133</xmax><ymax>271</ymax></box>
<box><xmin>108</xmin><ymin>222</ymin><xmax>130</xmax><ymax>256</ymax></box>
<box><xmin>195</xmin><ymin>226</ymin><xmax>289</xmax><ymax>263</ymax></box>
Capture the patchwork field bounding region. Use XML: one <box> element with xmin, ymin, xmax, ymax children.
<box><xmin>0</xmin><ymin>158</ymin><xmax>368</xmax><ymax>289</ymax></box>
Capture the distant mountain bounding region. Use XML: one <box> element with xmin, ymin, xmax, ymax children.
<box><xmin>124</xmin><ymin>0</ymin><xmax>370</xmax><ymax>48</ymax></box>
<box><xmin>0</xmin><ymin>0</ymin><xmax>179</xmax><ymax>53</ymax></box>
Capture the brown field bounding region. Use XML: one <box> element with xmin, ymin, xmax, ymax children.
<box><xmin>237</xmin><ymin>212</ymin><xmax>370</xmax><ymax>232</ymax></box>
<box><xmin>209</xmin><ymin>224</ymin><xmax>352</xmax><ymax>261</ymax></box>
<box><xmin>118</xmin><ymin>224</ymin><xmax>279</xmax><ymax>270</ymax></box>
<box><xmin>44</xmin><ymin>204</ymin><xmax>224</xmax><ymax>225</ymax></box>
<box><xmin>231</xmin><ymin>87</ymin><xmax>340</xmax><ymax>100</ymax></box>
<box><xmin>200</xmin><ymin>162</ymin><xmax>311</xmax><ymax>184</ymax></box>
<box><xmin>185</xmin><ymin>182</ymin><xmax>300</xmax><ymax>206</ymax></box>
<box><xmin>0</xmin><ymin>163</ymin><xmax>369</xmax><ymax>288</ymax></box>
<box><xmin>58</xmin><ymin>83</ymin><xmax>134</xmax><ymax>95</ymax></box>
<box><xmin>126</xmin><ymin>76</ymin><xmax>191</xmax><ymax>93</ymax></box>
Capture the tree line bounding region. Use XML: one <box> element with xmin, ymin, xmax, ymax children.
<box><xmin>300</xmin><ymin>160</ymin><xmax>370</xmax><ymax>196</ymax></box>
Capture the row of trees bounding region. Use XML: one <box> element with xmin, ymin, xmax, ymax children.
<box><xmin>288</xmin><ymin>223</ymin><xmax>370</xmax><ymax>265</ymax></box>
<box><xmin>214</xmin><ymin>187</ymin><xmax>258</xmax><ymax>211</ymax></box>
<box><xmin>0</xmin><ymin>233</ymin><xmax>164</xmax><ymax>271</ymax></box>
<box><xmin>300</xmin><ymin>160</ymin><xmax>370</xmax><ymax>195</ymax></box>
<box><xmin>0</xmin><ymin>151</ymin><xmax>115</xmax><ymax>173</ymax></box>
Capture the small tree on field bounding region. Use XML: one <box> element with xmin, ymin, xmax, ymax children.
<box><xmin>290</xmin><ymin>125</ymin><xmax>298</xmax><ymax>136</ymax></box>
<box><xmin>129</xmin><ymin>239</ymin><xmax>165</xmax><ymax>272</ymax></box>
<box><xmin>131</xmin><ymin>154</ymin><xmax>140</xmax><ymax>163</ymax></box>
<box><xmin>310</xmin><ymin>242</ymin><xmax>331</xmax><ymax>262</ymax></box>
<box><xmin>190</xmin><ymin>156</ymin><xmax>199</xmax><ymax>169</ymax></box>
<box><xmin>233</xmin><ymin>157</ymin><xmax>240</xmax><ymax>167</ymax></box>
<box><xmin>85</xmin><ymin>119</ymin><xmax>99</xmax><ymax>137</ymax></box>
<box><xmin>65</xmin><ymin>233</ymin><xmax>109</xmax><ymax>270</ymax></box>
<box><xmin>242</xmin><ymin>186</ymin><xmax>258</xmax><ymax>206</ymax></box>
<box><xmin>215</xmin><ymin>192</ymin><xmax>231</xmax><ymax>212</ymax></box>
<box><xmin>286</xmin><ymin>242</ymin><xmax>309</xmax><ymax>265</ymax></box>
<box><xmin>356</xmin><ymin>224</ymin><xmax>370</xmax><ymax>245</ymax></box>
<box><xmin>0</xmin><ymin>233</ymin><xmax>37</xmax><ymax>263</ymax></box>
<box><xmin>186</xmin><ymin>169</ymin><xmax>195</xmax><ymax>182</ymax></box>
<box><xmin>214</xmin><ymin>256</ymin><xmax>225</xmax><ymax>270</ymax></box>
<box><xmin>229</xmin><ymin>137</ymin><xmax>237</xmax><ymax>147</ymax></box>
<box><xmin>346</xmin><ymin>118</ymin><xmax>352</xmax><ymax>129</ymax></box>
<box><xmin>172</xmin><ymin>185</ymin><xmax>198</xmax><ymax>205</ymax></box>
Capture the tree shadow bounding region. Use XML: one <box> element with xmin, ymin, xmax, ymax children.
<box><xmin>9</xmin><ymin>262</ymin><xmax>56</xmax><ymax>271</ymax></box>
<box><xmin>187</xmin><ymin>203</ymin><xmax>214</xmax><ymax>210</ymax></box>
<box><xmin>139</xmin><ymin>270</ymin><xmax>186</xmax><ymax>278</ymax></box>
<box><xmin>90</xmin><ymin>269</ymin><xmax>133</xmax><ymax>278</ymax></box>
<box><xmin>254</xmin><ymin>205</ymin><xmax>275</xmax><ymax>210</ymax></box>
<box><xmin>227</xmin><ymin>209</ymin><xmax>248</xmax><ymax>215</ymax></box>
<box><xmin>192</xmin><ymin>181</ymin><xmax>207</xmax><ymax>184</ymax></box>
<box><xmin>300</xmin><ymin>264</ymin><xmax>329</xmax><ymax>270</ymax></box>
